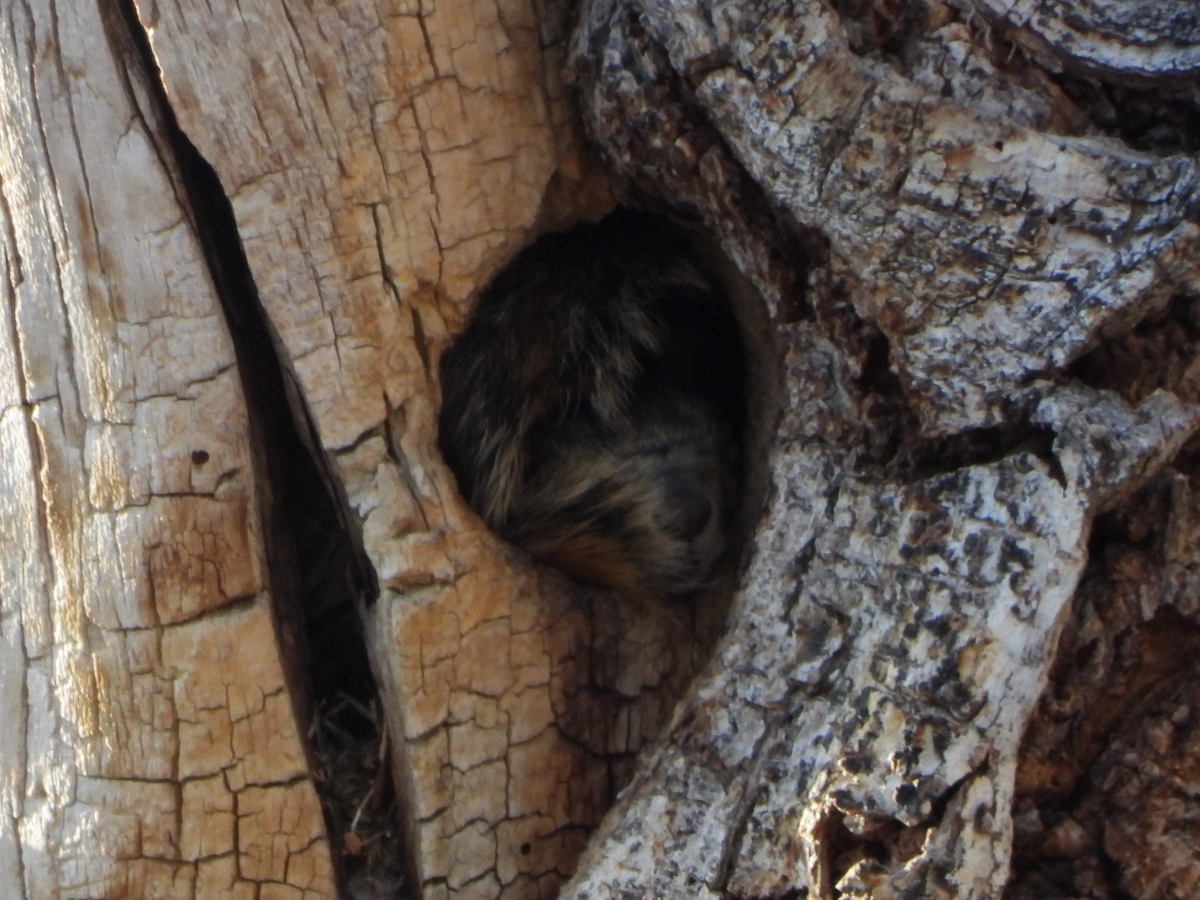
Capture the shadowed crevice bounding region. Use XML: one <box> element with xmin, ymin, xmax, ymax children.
<box><xmin>102</xmin><ymin>2</ymin><xmax>410</xmax><ymax>895</ymax></box>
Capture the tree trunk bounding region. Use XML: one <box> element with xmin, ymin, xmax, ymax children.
<box><xmin>2</xmin><ymin>0</ymin><xmax>1199</xmax><ymax>899</ymax></box>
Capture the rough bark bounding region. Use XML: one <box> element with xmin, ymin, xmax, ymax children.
<box><xmin>4</xmin><ymin>0</ymin><xmax>1200</xmax><ymax>899</ymax></box>
<box><xmin>561</xmin><ymin>0</ymin><xmax>1200</xmax><ymax>896</ymax></box>
<box><xmin>129</xmin><ymin>1</ymin><xmax>716</xmax><ymax>898</ymax></box>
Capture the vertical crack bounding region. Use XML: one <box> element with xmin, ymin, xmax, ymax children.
<box><xmin>102</xmin><ymin>1</ymin><xmax>415</xmax><ymax>896</ymax></box>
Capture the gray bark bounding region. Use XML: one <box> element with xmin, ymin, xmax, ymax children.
<box><xmin>562</xmin><ymin>0</ymin><xmax>1200</xmax><ymax>896</ymax></box>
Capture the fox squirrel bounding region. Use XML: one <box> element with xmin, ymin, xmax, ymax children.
<box><xmin>438</xmin><ymin>210</ymin><xmax>744</xmax><ymax>599</ymax></box>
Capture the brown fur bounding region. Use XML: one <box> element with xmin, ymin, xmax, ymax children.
<box><xmin>438</xmin><ymin>210</ymin><xmax>744</xmax><ymax>599</ymax></box>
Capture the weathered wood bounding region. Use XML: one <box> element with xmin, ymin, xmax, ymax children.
<box><xmin>560</xmin><ymin>338</ymin><xmax>1197</xmax><ymax>895</ymax></box>
<box><xmin>965</xmin><ymin>0</ymin><xmax>1200</xmax><ymax>77</ymax></box>
<box><xmin>0</xmin><ymin>1</ymin><xmax>333</xmax><ymax>897</ymax></box>
<box><xmin>573</xmin><ymin>0</ymin><xmax>1200</xmax><ymax>436</ymax></box>
<box><xmin>134</xmin><ymin>0</ymin><xmax>714</xmax><ymax>898</ymax></box>
<box><xmin>1008</xmin><ymin>320</ymin><xmax>1200</xmax><ymax>899</ymax></box>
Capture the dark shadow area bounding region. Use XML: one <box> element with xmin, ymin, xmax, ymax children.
<box><xmin>1008</xmin><ymin>476</ymin><xmax>1200</xmax><ymax>900</ymax></box>
<box><xmin>1069</xmin><ymin>293</ymin><xmax>1200</xmax><ymax>404</ymax></box>
<box><xmin>828</xmin><ymin>0</ymin><xmax>938</xmax><ymax>62</ymax></box>
<box><xmin>843</xmin><ymin>318</ymin><xmax>1063</xmax><ymax>486</ymax></box>
<box><xmin>1008</xmin><ymin>298</ymin><xmax>1200</xmax><ymax>900</ymax></box>
<box><xmin>1056</xmin><ymin>75</ymin><xmax>1200</xmax><ymax>156</ymax></box>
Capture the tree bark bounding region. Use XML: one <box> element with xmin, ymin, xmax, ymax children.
<box><xmin>3</xmin><ymin>0</ymin><xmax>1200</xmax><ymax>899</ymax></box>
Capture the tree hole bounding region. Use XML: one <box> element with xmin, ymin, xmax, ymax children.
<box><xmin>438</xmin><ymin>208</ymin><xmax>751</xmax><ymax>610</ymax></box>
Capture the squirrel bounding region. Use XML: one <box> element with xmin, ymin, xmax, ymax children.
<box><xmin>438</xmin><ymin>209</ymin><xmax>745</xmax><ymax>600</ymax></box>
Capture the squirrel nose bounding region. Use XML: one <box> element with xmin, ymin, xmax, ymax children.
<box><xmin>658</xmin><ymin>470</ymin><xmax>715</xmax><ymax>540</ymax></box>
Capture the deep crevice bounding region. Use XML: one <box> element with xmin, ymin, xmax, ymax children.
<box><xmin>817</xmin><ymin>770</ymin><xmax>972</xmax><ymax>898</ymax></box>
<box><xmin>1068</xmin><ymin>293</ymin><xmax>1200</xmax><ymax>404</ymax></box>
<box><xmin>105</xmin><ymin>2</ymin><xmax>409</xmax><ymax>896</ymax></box>
<box><xmin>1008</xmin><ymin>466</ymin><xmax>1200</xmax><ymax>900</ymax></box>
<box><xmin>828</xmin><ymin>0</ymin><xmax>942</xmax><ymax>63</ymax></box>
<box><xmin>845</xmin><ymin>320</ymin><xmax>1064</xmax><ymax>485</ymax></box>
<box><xmin>1054</xmin><ymin>72</ymin><xmax>1200</xmax><ymax>156</ymax></box>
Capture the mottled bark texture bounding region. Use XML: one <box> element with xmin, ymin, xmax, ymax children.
<box><xmin>563</xmin><ymin>0</ymin><xmax>1200</xmax><ymax>897</ymax></box>
<box><xmin>4</xmin><ymin>0</ymin><xmax>1200</xmax><ymax>898</ymax></box>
